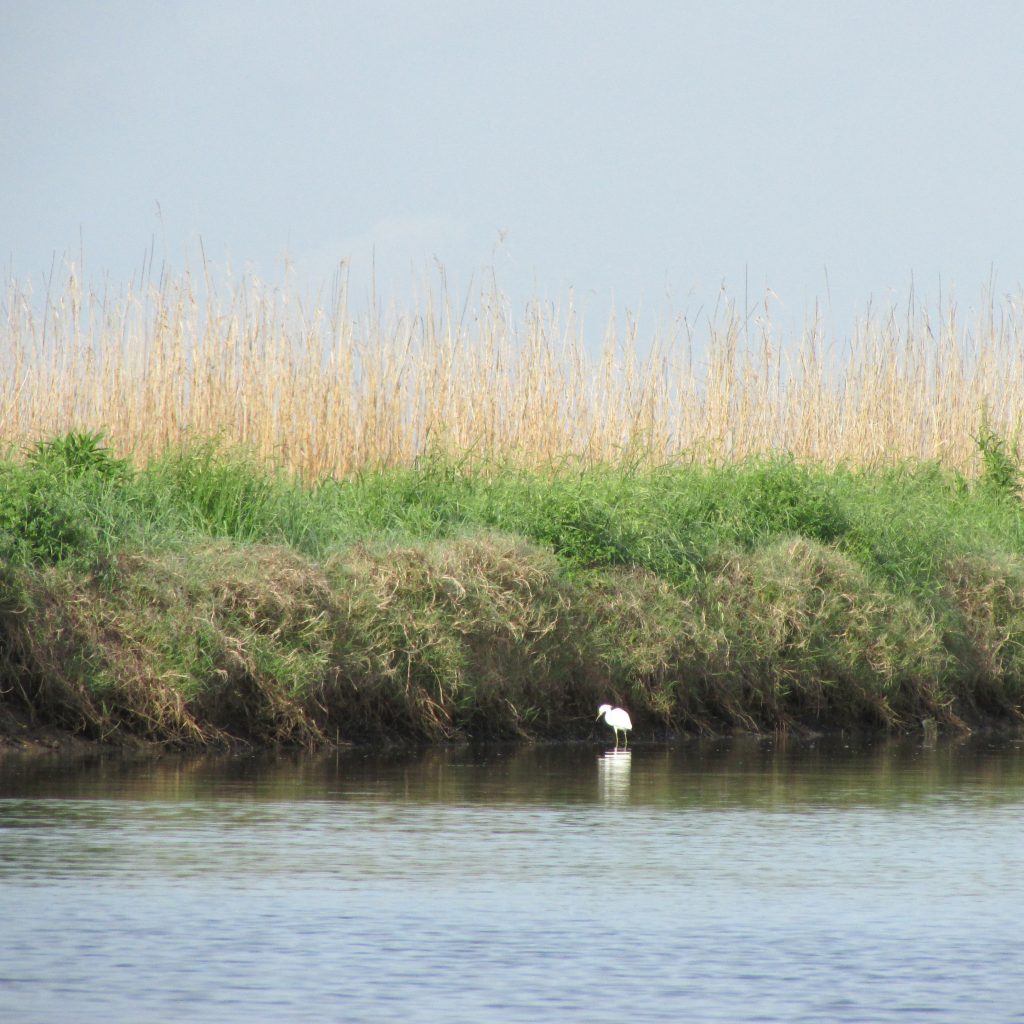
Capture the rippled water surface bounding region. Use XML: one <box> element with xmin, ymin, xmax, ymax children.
<box><xmin>2</xmin><ymin>736</ymin><xmax>1024</xmax><ymax>1023</ymax></box>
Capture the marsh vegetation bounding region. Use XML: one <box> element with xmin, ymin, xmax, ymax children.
<box><xmin>2</xmin><ymin>271</ymin><xmax>1024</xmax><ymax>746</ymax></box>
<box><xmin>4</xmin><ymin>270</ymin><xmax>1024</xmax><ymax>477</ymax></box>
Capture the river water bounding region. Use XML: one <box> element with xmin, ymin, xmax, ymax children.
<box><xmin>1</xmin><ymin>736</ymin><xmax>1023</xmax><ymax>1023</ymax></box>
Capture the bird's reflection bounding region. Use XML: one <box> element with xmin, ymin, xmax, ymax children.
<box><xmin>597</xmin><ymin>748</ymin><xmax>632</xmax><ymax>804</ymax></box>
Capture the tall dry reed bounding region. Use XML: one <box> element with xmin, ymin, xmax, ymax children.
<box><xmin>2</xmin><ymin>267</ymin><xmax>1023</xmax><ymax>478</ymax></box>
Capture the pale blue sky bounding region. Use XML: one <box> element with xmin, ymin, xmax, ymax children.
<box><xmin>4</xmin><ymin>0</ymin><xmax>1024</xmax><ymax>333</ymax></box>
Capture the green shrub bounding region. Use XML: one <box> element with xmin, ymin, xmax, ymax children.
<box><xmin>975</xmin><ymin>422</ymin><xmax>1021</xmax><ymax>498</ymax></box>
<box><xmin>28</xmin><ymin>430</ymin><xmax>131</xmax><ymax>482</ymax></box>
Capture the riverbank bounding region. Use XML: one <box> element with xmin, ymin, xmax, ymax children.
<box><xmin>2</xmin><ymin>435</ymin><xmax>1024</xmax><ymax>748</ymax></box>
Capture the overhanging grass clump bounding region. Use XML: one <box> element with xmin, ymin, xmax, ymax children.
<box><xmin>2</xmin><ymin>436</ymin><xmax>1024</xmax><ymax>746</ymax></box>
<box><xmin>940</xmin><ymin>550</ymin><xmax>1024</xmax><ymax>716</ymax></box>
<box><xmin>0</xmin><ymin>535</ymin><xmax>638</xmax><ymax>745</ymax></box>
<box><xmin>698</xmin><ymin>538</ymin><xmax>952</xmax><ymax>729</ymax></box>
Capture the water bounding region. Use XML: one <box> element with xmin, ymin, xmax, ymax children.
<box><xmin>2</xmin><ymin>736</ymin><xmax>1023</xmax><ymax>1023</ymax></box>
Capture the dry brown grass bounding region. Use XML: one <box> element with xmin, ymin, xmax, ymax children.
<box><xmin>3</xmin><ymin>268</ymin><xmax>1024</xmax><ymax>478</ymax></box>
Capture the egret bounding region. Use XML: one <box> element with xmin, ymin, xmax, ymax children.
<box><xmin>597</xmin><ymin>704</ymin><xmax>632</xmax><ymax>749</ymax></box>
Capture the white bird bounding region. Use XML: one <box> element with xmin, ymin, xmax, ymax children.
<box><xmin>597</xmin><ymin>704</ymin><xmax>632</xmax><ymax>749</ymax></box>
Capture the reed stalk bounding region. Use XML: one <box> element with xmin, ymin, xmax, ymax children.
<box><xmin>3</xmin><ymin>269</ymin><xmax>1023</xmax><ymax>479</ymax></box>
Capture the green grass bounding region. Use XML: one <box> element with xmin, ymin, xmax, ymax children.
<box><xmin>2</xmin><ymin>432</ymin><xmax>1024</xmax><ymax>747</ymax></box>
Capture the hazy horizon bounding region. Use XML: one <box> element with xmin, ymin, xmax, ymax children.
<box><xmin>5</xmin><ymin>1</ymin><xmax>1024</xmax><ymax>337</ymax></box>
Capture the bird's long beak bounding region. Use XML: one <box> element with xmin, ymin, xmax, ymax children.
<box><xmin>595</xmin><ymin>711</ymin><xmax>603</xmax><ymax>721</ymax></box>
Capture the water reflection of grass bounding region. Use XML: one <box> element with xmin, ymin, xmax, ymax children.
<box><xmin>4</xmin><ymin>737</ymin><xmax>1024</xmax><ymax>809</ymax></box>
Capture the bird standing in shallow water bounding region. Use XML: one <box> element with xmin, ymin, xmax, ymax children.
<box><xmin>597</xmin><ymin>704</ymin><xmax>632</xmax><ymax>749</ymax></box>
